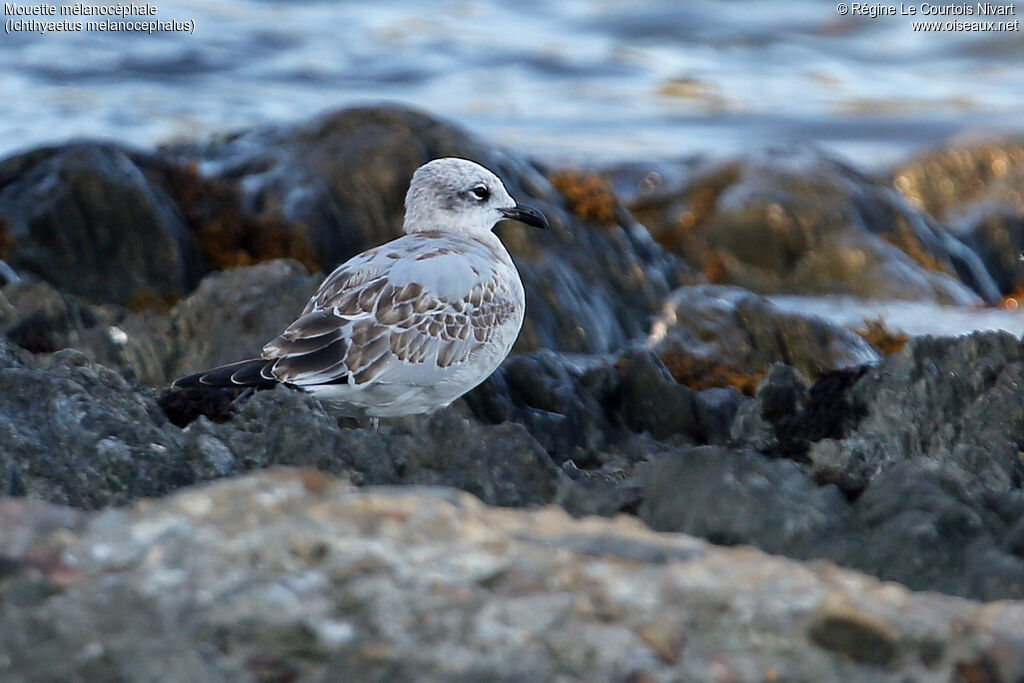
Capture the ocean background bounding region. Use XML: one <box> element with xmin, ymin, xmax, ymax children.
<box><xmin>2</xmin><ymin>0</ymin><xmax>1022</xmax><ymax>168</ymax></box>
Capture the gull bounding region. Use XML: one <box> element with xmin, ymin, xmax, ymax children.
<box><xmin>173</xmin><ymin>157</ymin><xmax>548</xmax><ymax>426</ymax></box>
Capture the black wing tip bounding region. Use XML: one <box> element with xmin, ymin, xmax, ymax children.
<box><xmin>171</xmin><ymin>359</ymin><xmax>279</xmax><ymax>390</ymax></box>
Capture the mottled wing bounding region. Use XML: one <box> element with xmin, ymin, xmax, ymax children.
<box><xmin>261</xmin><ymin>238</ymin><xmax>516</xmax><ymax>388</ymax></box>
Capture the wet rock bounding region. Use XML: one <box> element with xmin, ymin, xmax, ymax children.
<box><xmin>0</xmin><ymin>277</ymin><xmax>175</xmax><ymax>384</ymax></box>
<box><xmin>614</xmin><ymin>347</ymin><xmax>701</xmax><ymax>442</ymax></box>
<box><xmin>621</xmin><ymin>148</ymin><xmax>995</xmax><ymax>304</ymax></box>
<box><xmin>648</xmin><ymin>285</ymin><xmax>879</xmax><ymax>394</ymax></box>
<box><xmin>955</xmin><ymin>207</ymin><xmax>1024</xmax><ymax>296</ymax></box>
<box><xmin>172</xmin><ymin>105</ymin><xmax>690</xmax><ymax>353</ymax></box>
<box><xmin>205</xmin><ymin>390</ymin><xmax>564</xmax><ymax>508</ymax></box>
<box><xmin>891</xmin><ymin>139</ymin><xmax>1024</xmax><ymax>221</ymax></box>
<box><xmin>136</xmin><ymin>153</ymin><xmax>322</xmax><ymax>274</ymax></box>
<box><xmin>0</xmin><ymin>143</ymin><xmax>203</xmax><ymax>305</ymax></box>
<box><xmin>464</xmin><ymin>346</ymin><xmax>749</xmax><ymax>510</ymax></box>
<box><xmin>893</xmin><ymin>140</ymin><xmax>1024</xmax><ymax>297</ymax></box>
<box><xmin>714</xmin><ymin>332</ymin><xmax>1024</xmax><ymax>600</ymax></box>
<box><xmin>3</xmin><ymin>469</ymin><xmax>1023</xmax><ymax>682</ymax></box>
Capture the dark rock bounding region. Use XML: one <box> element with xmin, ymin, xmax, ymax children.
<box><xmin>691</xmin><ymin>387</ymin><xmax>746</xmax><ymax>446</ymax></box>
<box><xmin>0</xmin><ymin>143</ymin><xmax>203</xmax><ymax>305</ymax></box>
<box><xmin>636</xmin><ymin>332</ymin><xmax>1024</xmax><ymax>601</ymax></box>
<box><xmin>396</xmin><ymin>410</ymin><xmax>563</xmax><ymax>507</ymax></box>
<box><xmin>622</xmin><ymin>148</ymin><xmax>994</xmax><ymax>304</ymax></box>
<box><xmin>638</xmin><ymin>445</ymin><xmax>846</xmax><ymax>553</ymax></box>
<box><xmin>0</xmin><ymin>278</ymin><xmax>173</xmax><ymax>384</ymax></box>
<box><xmin>465</xmin><ymin>350</ymin><xmax>622</xmax><ymax>459</ymax></box>
<box><xmin>648</xmin><ymin>285</ymin><xmax>879</xmax><ymax>395</ymax></box>
<box><xmin>827</xmin><ymin>459</ymin><xmax>1024</xmax><ymax>601</ymax></box>
<box><xmin>809</xmin><ymin>332</ymin><xmax>1024</xmax><ymax>494</ymax></box>
<box><xmin>955</xmin><ymin>207</ymin><xmax>1024</xmax><ymax>296</ymax></box>
<box><xmin>730</xmin><ymin>364</ymin><xmax>870</xmax><ymax>466</ymax></box>
<box><xmin>0</xmin><ymin>339</ymin><xmax>566</xmax><ymax>510</ymax></box>
<box><xmin>167</xmin><ymin>259</ymin><xmax>321</xmax><ymax>380</ymax></box>
<box><xmin>135</xmin><ymin>152</ymin><xmax>322</xmax><ymax>274</ymax></box>
<box><xmin>171</xmin><ymin>105</ymin><xmax>690</xmax><ymax>353</ymax></box>
<box><xmin>614</xmin><ymin>347</ymin><xmax>700</xmax><ymax>442</ymax></box>
<box><xmin>1</xmin><ymin>259</ymin><xmax>320</xmax><ymax>386</ymax></box>
<box><xmin>0</xmin><ymin>347</ymin><xmax>188</xmax><ymax>507</ymax></box>
<box><xmin>195</xmin><ymin>390</ymin><xmax>564</xmax><ymax>508</ymax></box>
<box><xmin>465</xmin><ymin>347</ymin><xmax>707</xmax><ymax>457</ymax></box>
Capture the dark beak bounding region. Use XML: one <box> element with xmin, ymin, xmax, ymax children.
<box><xmin>500</xmin><ymin>203</ymin><xmax>549</xmax><ymax>230</ymax></box>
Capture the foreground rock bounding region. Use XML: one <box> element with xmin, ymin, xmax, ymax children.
<box><xmin>615</xmin><ymin>148</ymin><xmax>996</xmax><ymax>304</ymax></box>
<box><xmin>2</xmin><ymin>469</ymin><xmax>1023</xmax><ymax>682</ymax></box>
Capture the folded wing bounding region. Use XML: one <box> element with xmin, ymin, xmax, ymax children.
<box><xmin>262</xmin><ymin>237</ymin><xmax>516</xmax><ymax>389</ymax></box>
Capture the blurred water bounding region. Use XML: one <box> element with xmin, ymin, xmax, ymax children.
<box><xmin>769</xmin><ymin>295</ymin><xmax>1024</xmax><ymax>338</ymax></box>
<box><xmin>2</xmin><ymin>0</ymin><xmax>1022</xmax><ymax>167</ymax></box>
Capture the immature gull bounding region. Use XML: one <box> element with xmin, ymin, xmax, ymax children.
<box><xmin>173</xmin><ymin>158</ymin><xmax>548</xmax><ymax>422</ymax></box>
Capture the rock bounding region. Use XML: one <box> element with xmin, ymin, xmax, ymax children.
<box><xmin>0</xmin><ymin>340</ymin><xmax>563</xmax><ymax>510</ymax></box>
<box><xmin>0</xmin><ymin>343</ymin><xmax>187</xmax><ymax>508</ymax></box>
<box><xmin>638</xmin><ymin>445</ymin><xmax>846</xmax><ymax>553</ymax></box>
<box><xmin>613</xmin><ymin>347</ymin><xmax>701</xmax><ymax>442</ymax></box>
<box><xmin>636</xmin><ymin>332</ymin><xmax>1024</xmax><ymax>601</ymax></box>
<box><xmin>171</xmin><ymin>105</ymin><xmax>690</xmax><ymax>353</ymax></box>
<box><xmin>719</xmin><ymin>333</ymin><xmax>1024</xmax><ymax>600</ymax></box>
<box><xmin>827</xmin><ymin>459</ymin><xmax>1024</xmax><ymax>601</ymax></box>
<box><xmin>893</xmin><ymin>140</ymin><xmax>1024</xmax><ymax>297</ymax></box>
<box><xmin>955</xmin><ymin>207</ymin><xmax>1024</xmax><ymax>297</ymax></box>
<box><xmin>466</xmin><ymin>346</ymin><xmax>744</xmax><ymax>458</ymax></box>
<box><xmin>648</xmin><ymin>284</ymin><xmax>879</xmax><ymax>394</ymax></box>
<box><xmin>463</xmin><ymin>346</ymin><xmax>751</xmax><ymax>519</ymax></box>
<box><xmin>1</xmin><ymin>259</ymin><xmax>320</xmax><ymax>386</ymax></box>
<box><xmin>620</xmin><ymin>148</ymin><xmax>995</xmax><ymax>304</ymax></box>
<box><xmin>0</xmin><ymin>277</ymin><xmax>175</xmax><ymax>384</ymax></box>
<box><xmin>810</xmin><ymin>332</ymin><xmax>1024</xmax><ymax>494</ymax></box>
<box><xmin>464</xmin><ymin>346</ymin><xmax>746</xmax><ymax>517</ymax></box>
<box><xmin>2</xmin><ymin>469</ymin><xmax>1024</xmax><ymax>682</ymax></box>
<box><xmin>891</xmin><ymin>139</ymin><xmax>1024</xmax><ymax>221</ymax></box>
<box><xmin>0</xmin><ymin>143</ymin><xmax>203</xmax><ymax>305</ymax></box>
<box><xmin>166</xmin><ymin>259</ymin><xmax>321</xmax><ymax>380</ymax></box>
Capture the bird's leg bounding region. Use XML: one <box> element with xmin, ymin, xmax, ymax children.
<box><xmin>233</xmin><ymin>387</ymin><xmax>255</xmax><ymax>404</ymax></box>
<box><xmin>369</xmin><ymin>416</ymin><xmax>380</xmax><ymax>431</ymax></box>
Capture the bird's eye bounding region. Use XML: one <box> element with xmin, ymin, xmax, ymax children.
<box><xmin>470</xmin><ymin>184</ymin><xmax>490</xmax><ymax>201</ymax></box>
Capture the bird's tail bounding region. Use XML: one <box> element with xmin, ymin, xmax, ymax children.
<box><xmin>172</xmin><ymin>358</ymin><xmax>278</xmax><ymax>390</ymax></box>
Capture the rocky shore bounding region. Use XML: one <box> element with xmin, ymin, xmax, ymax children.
<box><xmin>2</xmin><ymin>105</ymin><xmax>1024</xmax><ymax>680</ymax></box>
